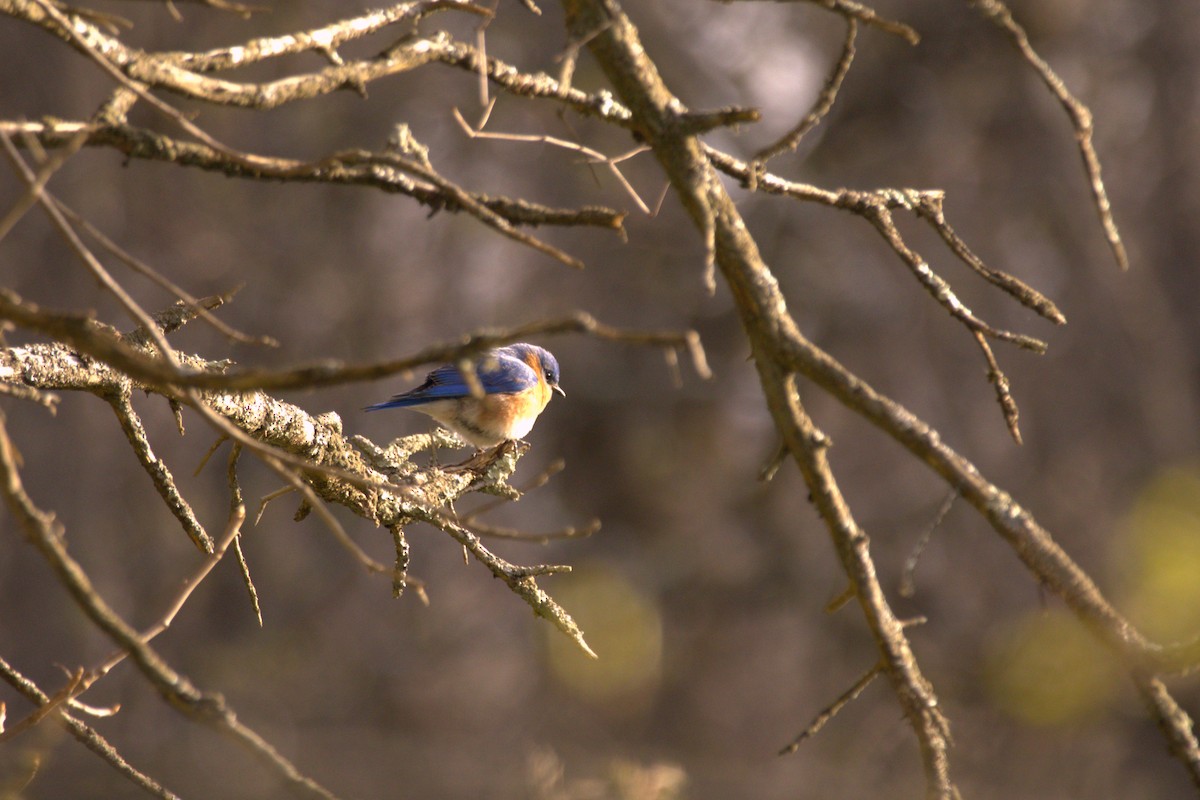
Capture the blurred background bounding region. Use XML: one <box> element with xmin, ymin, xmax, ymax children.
<box><xmin>2</xmin><ymin>1</ymin><xmax>1199</xmax><ymax>797</ymax></box>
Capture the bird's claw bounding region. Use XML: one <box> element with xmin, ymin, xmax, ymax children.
<box><xmin>442</xmin><ymin>440</ymin><xmax>524</xmax><ymax>472</ymax></box>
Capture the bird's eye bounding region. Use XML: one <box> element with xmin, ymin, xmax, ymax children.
<box><xmin>544</xmin><ymin>369</ymin><xmax>555</xmax><ymax>382</ymax></box>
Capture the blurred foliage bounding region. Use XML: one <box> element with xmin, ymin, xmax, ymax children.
<box><xmin>542</xmin><ymin>566</ymin><xmax>664</xmax><ymax>710</ymax></box>
<box><xmin>1115</xmin><ymin>465</ymin><xmax>1200</xmax><ymax>642</ymax></box>
<box><xmin>983</xmin><ymin>608</ymin><xmax>1119</xmax><ymax>726</ymax></box>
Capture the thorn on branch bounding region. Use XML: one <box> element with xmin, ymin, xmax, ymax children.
<box><xmin>759</xmin><ymin>440</ymin><xmax>788</xmax><ymax>482</ymax></box>
<box><xmin>167</xmin><ymin>399</ymin><xmax>186</xmax><ymax>435</ymax></box>
<box><xmin>194</xmin><ymin>435</ymin><xmax>229</xmax><ymax>476</ymax></box>
<box><xmin>825</xmin><ymin>582</ymin><xmax>855</xmax><ymax>613</ymax></box>
<box><xmin>806</xmin><ymin>428</ymin><xmax>831</xmax><ymax>451</ymax></box>
<box><xmin>294</xmin><ymin>499</ymin><xmax>313</xmax><ymax>522</ymax></box>
<box><xmin>255</xmin><ymin>486</ymin><xmax>296</xmax><ymax>525</ymax></box>
<box><xmin>385</xmin><ymin>123</ymin><xmax>432</xmax><ymax>169</ymax></box>
<box><xmin>232</xmin><ymin>536</ymin><xmax>261</xmax><ymax>626</ymax></box>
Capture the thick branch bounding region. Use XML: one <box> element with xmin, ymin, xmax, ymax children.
<box><xmin>0</xmin><ymin>290</ymin><xmax>707</xmax><ymax>394</ymax></box>
<box><xmin>0</xmin><ymin>119</ymin><xmax>626</xmax><ymax>232</ymax></box>
<box><xmin>560</xmin><ymin>0</ymin><xmax>955</xmax><ymax>793</ymax></box>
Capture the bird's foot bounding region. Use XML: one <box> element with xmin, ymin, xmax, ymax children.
<box><xmin>441</xmin><ymin>440</ymin><xmax>531</xmax><ymax>472</ymax></box>
<box><xmin>442</xmin><ymin>441</ymin><xmax>518</xmax><ymax>473</ymax></box>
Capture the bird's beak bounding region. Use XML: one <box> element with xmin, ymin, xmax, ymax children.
<box><xmin>553</xmin><ymin>384</ymin><xmax>566</xmax><ymax>397</ymax></box>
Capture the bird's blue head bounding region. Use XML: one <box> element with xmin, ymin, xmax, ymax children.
<box><xmin>506</xmin><ymin>343</ymin><xmax>564</xmax><ymax>397</ymax></box>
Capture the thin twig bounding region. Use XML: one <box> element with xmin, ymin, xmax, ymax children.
<box><xmin>86</xmin><ymin>501</ymin><xmax>246</xmax><ymax>685</ymax></box>
<box><xmin>973</xmin><ymin>331</ymin><xmax>1022</xmax><ymax>444</ymax></box>
<box><xmin>0</xmin><ymin>132</ymin><xmax>178</xmax><ymax>362</ymax></box>
<box><xmin>968</xmin><ymin>0</ymin><xmax>1127</xmax><ymax>270</ymax></box>
<box><xmin>715</xmin><ymin>0</ymin><xmax>919</xmax><ymax>44</ymax></box>
<box><xmin>0</xmin><ymin>382</ymin><xmax>59</xmax><ymax>411</ymax></box>
<box><xmin>753</xmin><ymin>17</ymin><xmax>857</xmax><ymax>165</ymax></box>
<box><xmin>454</xmin><ymin>104</ymin><xmax>653</xmax><ymax>215</ymax></box>
<box><xmin>899</xmin><ymin>489</ymin><xmax>957</xmax><ymax>599</ymax></box>
<box><xmin>0</xmin><ymin>656</ymin><xmax>182</xmax><ymax>800</ymax></box>
<box><xmin>779</xmin><ymin>661</ymin><xmax>884</xmax><ymax>754</ymax></box>
<box><xmin>227</xmin><ymin>444</ymin><xmax>263</xmax><ymax>625</ymax></box>
<box><xmin>1133</xmin><ymin>673</ymin><xmax>1200</xmax><ymax>790</ymax></box>
<box><xmin>255</xmin><ymin>485</ymin><xmax>296</xmax><ymax>525</ymax></box>
<box><xmin>759</xmin><ymin>439</ymin><xmax>788</xmax><ymax>482</ymax></box>
<box><xmin>107</xmin><ymin>388</ymin><xmax>215</xmax><ymax>553</ymax></box>
<box><xmin>0</xmin><ymin>127</ymin><xmax>88</xmax><ymax>243</ymax></box>
<box><xmin>0</xmin><ymin>668</ymin><xmax>84</xmax><ymax>743</ymax></box>
<box><xmin>430</xmin><ymin>512</ymin><xmax>597</xmax><ymax>658</ymax></box>
<box><xmin>708</xmin><ymin>149</ymin><xmax>1066</xmax><ymax>325</ymax></box>
<box><xmin>467</xmin><ymin>517</ymin><xmax>600</xmax><ymax>543</ymax></box>
<box><xmin>194</xmin><ymin>434</ymin><xmax>229</xmax><ymax>476</ymax></box>
<box><xmin>474</xmin><ymin>0</ymin><xmax>500</xmax><ymax>106</ymax></box>
<box><xmin>58</xmin><ymin>202</ymin><xmax>275</xmax><ymax>346</ymax></box>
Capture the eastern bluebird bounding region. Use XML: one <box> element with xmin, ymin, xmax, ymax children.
<box><xmin>365</xmin><ymin>343</ymin><xmax>564</xmax><ymax>448</ymax></box>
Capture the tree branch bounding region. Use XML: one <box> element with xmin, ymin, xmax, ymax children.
<box><xmin>0</xmin><ymin>656</ymin><xmax>182</xmax><ymax>800</ymax></box>
<box><xmin>559</xmin><ymin>0</ymin><xmax>955</xmax><ymax>792</ymax></box>
<box><xmin>0</xmin><ymin>412</ymin><xmax>345</xmax><ymax>800</ymax></box>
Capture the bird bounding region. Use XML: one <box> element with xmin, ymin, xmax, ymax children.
<box><xmin>365</xmin><ymin>343</ymin><xmax>564</xmax><ymax>448</ymax></box>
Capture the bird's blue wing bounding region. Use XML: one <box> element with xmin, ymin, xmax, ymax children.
<box><xmin>480</xmin><ymin>351</ymin><xmax>539</xmax><ymax>394</ymax></box>
<box><xmin>365</xmin><ymin>353</ymin><xmax>536</xmax><ymax>411</ymax></box>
